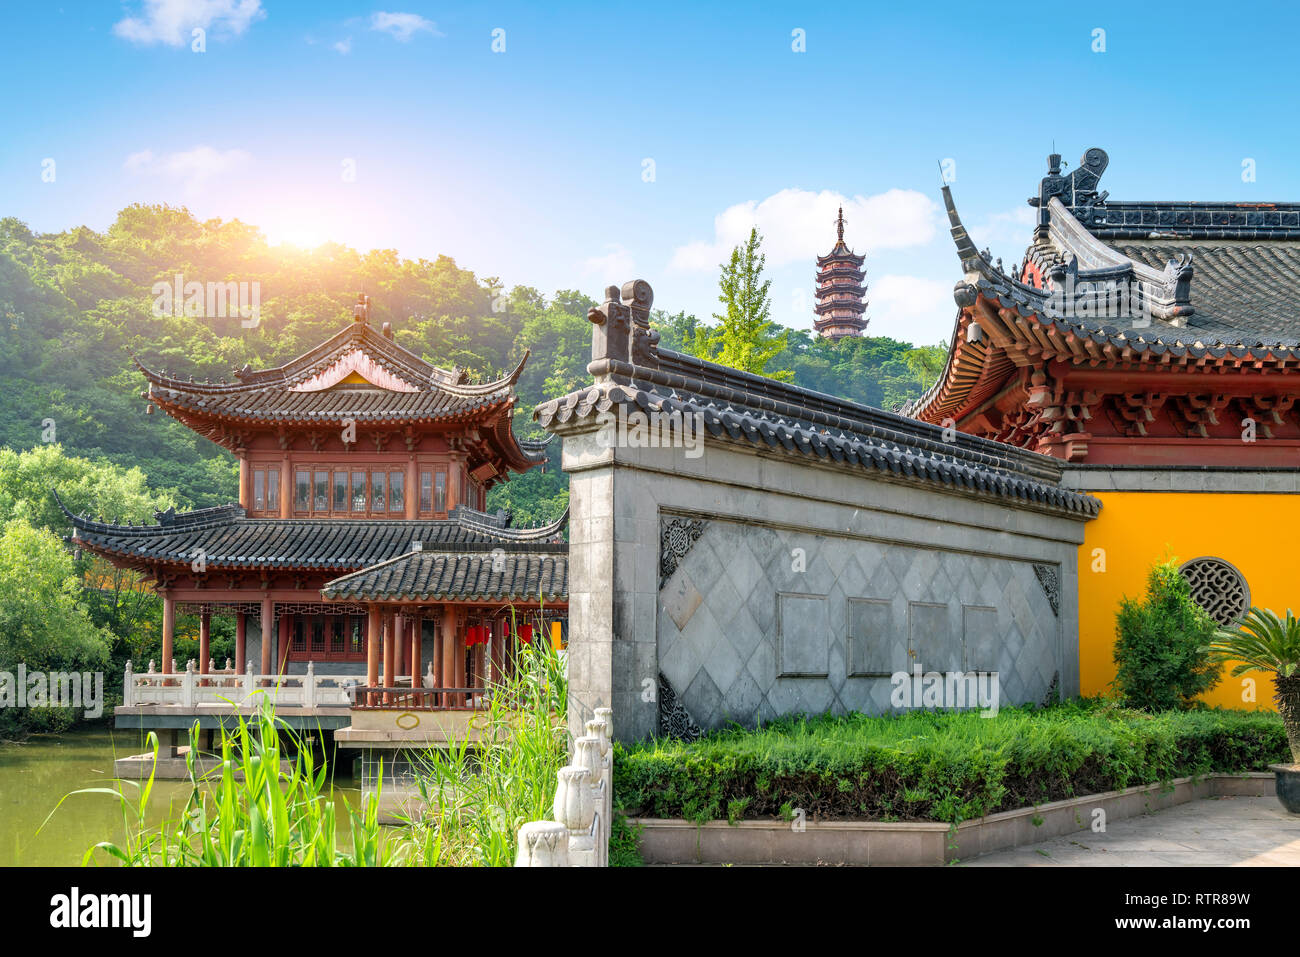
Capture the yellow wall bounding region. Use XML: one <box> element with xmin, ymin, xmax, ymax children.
<box><xmin>1079</xmin><ymin>491</ymin><xmax>1280</xmax><ymax>711</ymax></box>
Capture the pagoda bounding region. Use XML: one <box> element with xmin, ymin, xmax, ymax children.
<box><xmin>63</xmin><ymin>294</ymin><xmax>567</xmax><ymax>725</ymax></box>
<box><xmin>813</xmin><ymin>207</ymin><xmax>868</xmax><ymax>339</ymax></box>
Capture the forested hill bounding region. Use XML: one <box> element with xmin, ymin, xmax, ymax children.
<box><xmin>0</xmin><ymin>205</ymin><xmax>943</xmax><ymax>523</ymax></box>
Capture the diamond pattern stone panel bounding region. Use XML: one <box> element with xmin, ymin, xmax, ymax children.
<box><xmin>657</xmin><ymin>515</ymin><xmax>1061</xmax><ymax>731</ymax></box>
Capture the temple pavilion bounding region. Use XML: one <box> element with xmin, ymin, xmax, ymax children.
<box><xmin>813</xmin><ymin>207</ymin><xmax>868</xmax><ymax>340</ymax></box>
<box><xmin>907</xmin><ymin>148</ymin><xmax>1300</xmax><ymax>710</ymax></box>
<box><xmin>65</xmin><ymin>295</ymin><xmax>567</xmax><ymax>731</ymax></box>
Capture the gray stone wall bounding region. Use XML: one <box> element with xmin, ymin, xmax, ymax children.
<box><xmin>560</xmin><ymin>430</ymin><xmax>1088</xmax><ymax>743</ymax></box>
<box><xmin>658</xmin><ymin>515</ymin><xmax>1062</xmax><ymax>730</ymax></box>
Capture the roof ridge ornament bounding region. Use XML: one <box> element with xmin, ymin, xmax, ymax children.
<box><xmin>588</xmin><ymin>279</ymin><xmax>659</xmax><ymax>371</ymax></box>
<box><xmin>1030</xmin><ymin>147</ymin><xmax>1110</xmax><ymax>238</ymax></box>
<box><xmin>353</xmin><ymin>293</ymin><xmax>370</xmax><ymax>325</ymax></box>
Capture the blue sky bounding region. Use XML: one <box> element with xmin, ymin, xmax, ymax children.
<box><xmin>3</xmin><ymin>1</ymin><xmax>1300</xmax><ymax>345</ymax></box>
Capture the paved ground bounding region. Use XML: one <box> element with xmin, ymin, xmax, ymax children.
<box><xmin>963</xmin><ymin>796</ymin><xmax>1300</xmax><ymax>866</ymax></box>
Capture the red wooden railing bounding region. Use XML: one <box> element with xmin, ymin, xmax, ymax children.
<box><xmin>350</xmin><ymin>686</ymin><xmax>485</xmax><ymax>711</ymax></box>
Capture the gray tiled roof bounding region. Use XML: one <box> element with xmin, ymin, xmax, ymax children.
<box><xmin>321</xmin><ymin>549</ymin><xmax>567</xmax><ymax>602</ymax></box>
<box><xmin>1025</xmin><ymin>148</ymin><xmax>1300</xmax><ymax>345</ymax></box>
<box><xmin>60</xmin><ymin>493</ymin><xmax>568</xmax><ymax>571</ymax></box>
<box><xmin>1112</xmin><ymin>240</ymin><xmax>1300</xmax><ymax>342</ymax></box>
<box><xmin>534</xmin><ymin>283</ymin><xmax>1100</xmax><ymax>520</ymax></box>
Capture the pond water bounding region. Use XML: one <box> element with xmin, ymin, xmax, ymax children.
<box><xmin>0</xmin><ymin>727</ymin><xmax>364</xmax><ymax>866</ymax></box>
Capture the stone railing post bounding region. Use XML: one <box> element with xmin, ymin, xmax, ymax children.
<box><xmin>245</xmin><ymin>661</ymin><xmax>255</xmax><ymax>700</ymax></box>
<box><xmin>305</xmin><ymin>661</ymin><xmax>317</xmax><ymax>709</ymax></box>
<box><xmin>587</xmin><ymin>717</ymin><xmax>612</xmax><ymax>855</ymax></box>
<box><xmin>181</xmin><ymin>660</ymin><xmax>195</xmax><ymax>709</ymax></box>
<box><xmin>515</xmin><ymin>709</ymin><xmax>615</xmax><ymax>867</ymax></box>
<box><xmin>573</xmin><ymin>735</ymin><xmax>606</xmax><ymax>866</ymax></box>
<box><xmin>515</xmin><ymin>821</ymin><xmax>570</xmax><ymax>867</ymax></box>
<box><xmin>553</xmin><ymin>765</ymin><xmax>596</xmax><ymax>865</ymax></box>
<box><xmin>123</xmin><ymin>661</ymin><xmax>134</xmax><ymax>707</ymax></box>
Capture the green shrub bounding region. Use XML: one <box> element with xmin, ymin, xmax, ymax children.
<box><xmin>609</xmin><ymin>811</ymin><xmax>644</xmax><ymax>867</ymax></box>
<box><xmin>614</xmin><ymin>703</ymin><xmax>1287</xmax><ymax>826</ymax></box>
<box><xmin>1113</xmin><ymin>559</ymin><xmax>1221</xmax><ymax>710</ymax></box>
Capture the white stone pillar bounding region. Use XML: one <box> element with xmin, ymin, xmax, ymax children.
<box><xmin>515</xmin><ymin>821</ymin><xmax>570</xmax><ymax>867</ymax></box>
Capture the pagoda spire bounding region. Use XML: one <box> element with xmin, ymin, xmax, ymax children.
<box><xmin>813</xmin><ymin>206</ymin><xmax>867</xmax><ymax>340</ymax></box>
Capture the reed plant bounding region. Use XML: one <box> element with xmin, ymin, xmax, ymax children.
<box><xmin>396</xmin><ymin>620</ymin><xmax>568</xmax><ymax>867</ymax></box>
<box><xmin>47</xmin><ymin>703</ymin><xmax>393</xmax><ymax>866</ymax></box>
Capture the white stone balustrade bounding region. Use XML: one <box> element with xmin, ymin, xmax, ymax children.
<box><xmin>516</xmin><ymin>708</ymin><xmax>614</xmax><ymax>867</ymax></box>
<box><xmin>121</xmin><ymin>660</ymin><xmax>358</xmax><ymax>710</ymax></box>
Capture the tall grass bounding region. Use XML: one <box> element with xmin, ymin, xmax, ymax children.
<box><xmin>396</xmin><ymin>634</ymin><xmax>568</xmax><ymax>867</ymax></box>
<box><xmin>48</xmin><ymin>704</ymin><xmax>393</xmax><ymax>866</ymax></box>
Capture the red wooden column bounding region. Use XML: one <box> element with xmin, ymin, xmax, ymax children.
<box><xmin>431</xmin><ymin>608</ymin><xmax>444</xmax><ymax>689</ymax></box>
<box><xmin>394</xmin><ymin>613</ymin><xmax>406</xmax><ymax>679</ymax></box>
<box><xmin>405</xmin><ymin>458</ymin><xmax>418</xmax><ymax>520</ymax></box>
<box><xmin>161</xmin><ymin>593</ymin><xmax>175</xmax><ymax>674</ymax></box>
<box><xmin>278</xmin><ymin>614</ymin><xmax>292</xmax><ymax>673</ymax></box>
<box><xmin>490</xmin><ymin>618</ymin><xmax>506</xmax><ymax>685</ymax></box>
<box><xmin>453</xmin><ymin>607</ymin><xmax>467</xmax><ymax>706</ymax></box>
<box><xmin>410</xmin><ymin>611</ymin><xmax>422</xmax><ymax>691</ymax></box>
<box><xmin>366</xmin><ymin>605</ymin><xmax>381</xmax><ymax>704</ymax></box>
<box><xmin>238</xmin><ymin>455</ymin><xmax>251</xmax><ymax>508</ymax></box>
<box><xmin>440</xmin><ymin>609</ymin><xmax>457</xmax><ymax>707</ymax></box>
<box><xmin>381</xmin><ymin>612</ymin><xmax>394</xmax><ymax>701</ymax></box>
<box><xmin>278</xmin><ymin>456</ymin><xmax>292</xmax><ymax>518</ymax></box>
<box><xmin>199</xmin><ymin>610</ymin><xmax>211</xmax><ymax>675</ymax></box>
<box><xmin>235</xmin><ymin>612</ymin><xmax>246</xmax><ymax>674</ymax></box>
<box><xmin>260</xmin><ymin>597</ymin><xmax>273</xmax><ymax>676</ymax></box>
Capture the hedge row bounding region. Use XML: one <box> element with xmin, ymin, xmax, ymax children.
<box><xmin>613</xmin><ymin>703</ymin><xmax>1288</xmax><ymax>824</ymax></box>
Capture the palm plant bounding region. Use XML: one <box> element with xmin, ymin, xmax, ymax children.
<box><xmin>1206</xmin><ymin>607</ymin><xmax>1300</xmax><ymax>763</ymax></box>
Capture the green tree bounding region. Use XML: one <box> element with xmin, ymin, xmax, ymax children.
<box><xmin>0</xmin><ymin>519</ymin><xmax>112</xmax><ymax>736</ymax></box>
<box><xmin>903</xmin><ymin>343</ymin><xmax>949</xmax><ymax>391</ymax></box>
<box><xmin>691</xmin><ymin>228</ymin><xmax>792</xmax><ymax>381</ymax></box>
<box><xmin>1113</xmin><ymin>559</ymin><xmax>1221</xmax><ymax>710</ymax></box>
<box><xmin>0</xmin><ymin>443</ymin><xmax>174</xmax><ymax>536</ymax></box>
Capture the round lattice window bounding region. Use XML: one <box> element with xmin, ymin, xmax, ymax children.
<box><xmin>1178</xmin><ymin>557</ymin><xmax>1250</xmax><ymax>628</ymax></box>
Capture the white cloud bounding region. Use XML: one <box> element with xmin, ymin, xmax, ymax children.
<box><xmin>581</xmin><ymin>243</ymin><xmax>636</xmax><ymax>280</ymax></box>
<box><xmin>867</xmin><ymin>275</ymin><xmax>956</xmax><ymax>346</ymax></box>
<box><xmin>333</xmin><ymin>37</ymin><xmax>352</xmax><ymax>55</ymax></box>
<box><xmin>669</xmin><ymin>188</ymin><xmax>937</xmax><ymax>273</ymax></box>
<box><xmin>369</xmin><ymin>12</ymin><xmax>440</xmax><ymax>42</ymax></box>
<box><xmin>124</xmin><ymin>146</ymin><xmax>252</xmax><ymax>191</ymax></box>
<box><xmin>113</xmin><ymin>0</ymin><xmax>265</xmax><ymax>47</ymax></box>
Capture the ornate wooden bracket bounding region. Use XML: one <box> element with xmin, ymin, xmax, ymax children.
<box><xmin>1238</xmin><ymin>394</ymin><xmax>1298</xmax><ymax>439</ymax></box>
<box><xmin>1170</xmin><ymin>393</ymin><xmax>1230</xmax><ymax>438</ymax></box>
<box><xmin>1110</xmin><ymin>392</ymin><xmax>1168</xmax><ymax>437</ymax></box>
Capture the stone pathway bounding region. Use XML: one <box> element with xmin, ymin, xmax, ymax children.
<box><xmin>962</xmin><ymin>796</ymin><xmax>1300</xmax><ymax>866</ymax></box>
